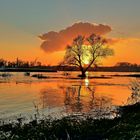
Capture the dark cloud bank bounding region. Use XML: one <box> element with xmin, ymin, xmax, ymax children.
<box><xmin>39</xmin><ymin>22</ymin><xmax>112</xmax><ymax>53</ymax></box>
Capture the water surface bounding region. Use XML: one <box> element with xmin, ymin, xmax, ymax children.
<box><xmin>0</xmin><ymin>71</ymin><xmax>139</xmax><ymax>119</ymax></box>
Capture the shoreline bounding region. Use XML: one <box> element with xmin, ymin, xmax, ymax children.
<box><xmin>0</xmin><ymin>103</ymin><xmax>139</xmax><ymax>139</ymax></box>
<box><xmin>0</xmin><ymin>68</ymin><xmax>57</xmax><ymax>72</ymax></box>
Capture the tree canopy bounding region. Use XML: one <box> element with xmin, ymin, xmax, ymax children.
<box><xmin>63</xmin><ymin>34</ymin><xmax>114</xmax><ymax>77</ymax></box>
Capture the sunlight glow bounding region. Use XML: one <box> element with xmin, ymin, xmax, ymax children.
<box><xmin>83</xmin><ymin>59</ymin><xmax>89</xmax><ymax>65</ymax></box>
<box><xmin>86</xmin><ymin>71</ymin><xmax>89</xmax><ymax>77</ymax></box>
<box><xmin>82</xmin><ymin>55</ymin><xmax>90</xmax><ymax>65</ymax></box>
<box><xmin>85</xmin><ymin>78</ymin><xmax>89</xmax><ymax>86</ymax></box>
<box><xmin>82</xmin><ymin>46</ymin><xmax>91</xmax><ymax>65</ymax></box>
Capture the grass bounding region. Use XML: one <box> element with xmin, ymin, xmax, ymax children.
<box><xmin>0</xmin><ymin>103</ymin><xmax>140</xmax><ymax>140</ymax></box>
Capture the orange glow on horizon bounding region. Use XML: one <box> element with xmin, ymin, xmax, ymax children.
<box><xmin>0</xmin><ymin>37</ymin><xmax>140</xmax><ymax>66</ymax></box>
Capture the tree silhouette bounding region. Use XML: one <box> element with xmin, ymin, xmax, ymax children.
<box><xmin>0</xmin><ymin>59</ymin><xmax>7</xmax><ymax>67</ymax></box>
<box><xmin>63</xmin><ymin>34</ymin><xmax>114</xmax><ymax>78</ymax></box>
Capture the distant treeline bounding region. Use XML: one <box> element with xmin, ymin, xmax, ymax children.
<box><xmin>0</xmin><ymin>58</ymin><xmax>140</xmax><ymax>72</ymax></box>
<box><xmin>0</xmin><ymin>58</ymin><xmax>43</xmax><ymax>68</ymax></box>
<box><xmin>53</xmin><ymin>62</ymin><xmax>140</xmax><ymax>72</ymax></box>
<box><xmin>95</xmin><ymin>62</ymin><xmax>140</xmax><ymax>72</ymax></box>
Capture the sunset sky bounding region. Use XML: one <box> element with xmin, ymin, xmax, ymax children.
<box><xmin>0</xmin><ymin>0</ymin><xmax>140</xmax><ymax>66</ymax></box>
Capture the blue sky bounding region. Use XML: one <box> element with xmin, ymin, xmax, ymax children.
<box><xmin>0</xmin><ymin>0</ymin><xmax>140</xmax><ymax>36</ymax></box>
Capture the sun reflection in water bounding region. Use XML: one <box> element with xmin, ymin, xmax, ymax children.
<box><xmin>85</xmin><ymin>78</ymin><xmax>89</xmax><ymax>87</ymax></box>
<box><xmin>86</xmin><ymin>71</ymin><xmax>89</xmax><ymax>77</ymax></box>
<box><xmin>84</xmin><ymin>71</ymin><xmax>89</xmax><ymax>86</ymax></box>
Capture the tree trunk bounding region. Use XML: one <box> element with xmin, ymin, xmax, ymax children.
<box><xmin>78</xmin><ymin>67</ymin><xmax>86</xmax><ymax>78</ymax></box>
<box><xmin>80</xmin><ymin>70</ymin><xmax>86</xmax><ymax>78</ymax></box>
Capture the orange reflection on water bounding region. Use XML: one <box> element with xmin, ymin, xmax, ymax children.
<box><xmin>0</xmin><ymin>72</ymin><xmax>137</xmax><ymax>118</ymax></box>
<box><xmin>95</xmin><ymin>85</ymin><xmax>131</xmax><ymax>106</ymax></box>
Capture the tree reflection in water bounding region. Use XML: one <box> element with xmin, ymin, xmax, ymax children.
<box><xmin>63</xmin><ymin>84</ymin><xmax>113</xmax><ymax>117</ymax></box>
<box><xmin>64</xmin><ymin>85</ymin><xmax>83</xmax><ymax>112</ymax></box>
<box><xmin>39</xmin><ymin>78</ymin><xmax>114</xmax><ymax>117</ymax></box>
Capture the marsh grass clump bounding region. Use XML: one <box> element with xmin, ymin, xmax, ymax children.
<box><xmin>127</xmin><ymin>80</ymin><xmax>140</xmax><ymax>105</ymax></box>
<box><xmin>0</xmin><ymin>103</ymin><xmax>140</xmax><ymax>140</ymax></box>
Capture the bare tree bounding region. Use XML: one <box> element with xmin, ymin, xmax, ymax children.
<box><xmin>0</xmin><ymin>59</ymin><xmax>7</xmax><ymax>67</ymax></box>
<box><xmin>63</xmin><ymin>34</ymin><xmax>114</xmax><ymax>78</ymax></box>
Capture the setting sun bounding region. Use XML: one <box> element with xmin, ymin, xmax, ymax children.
<box><xmin>83</xmin><ymin>59</ymin><xmax>89</xmax><ymax>65</ymax></box>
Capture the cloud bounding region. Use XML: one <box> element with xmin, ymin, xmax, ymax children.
<box><xmin>39</xmin><ymin>22</ymin><xmax>112</xmax><ymax>53</ymax></box>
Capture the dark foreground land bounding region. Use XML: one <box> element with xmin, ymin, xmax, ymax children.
<box><xmin>0</xmin><ymin>103</ymin><xmax>140</xmax><ymax>140</ymax></box>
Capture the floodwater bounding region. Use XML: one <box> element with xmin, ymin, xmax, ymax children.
<box><xmin>0</xmin><ymin>71</ymin><xmax>139</xmax><ymax>119</ymax></box>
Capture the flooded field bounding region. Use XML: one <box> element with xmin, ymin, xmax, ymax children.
<box><xmin>0</xmin><ymin>71</ymin><xmax>139</xmax><ymax>119</ymax></box>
